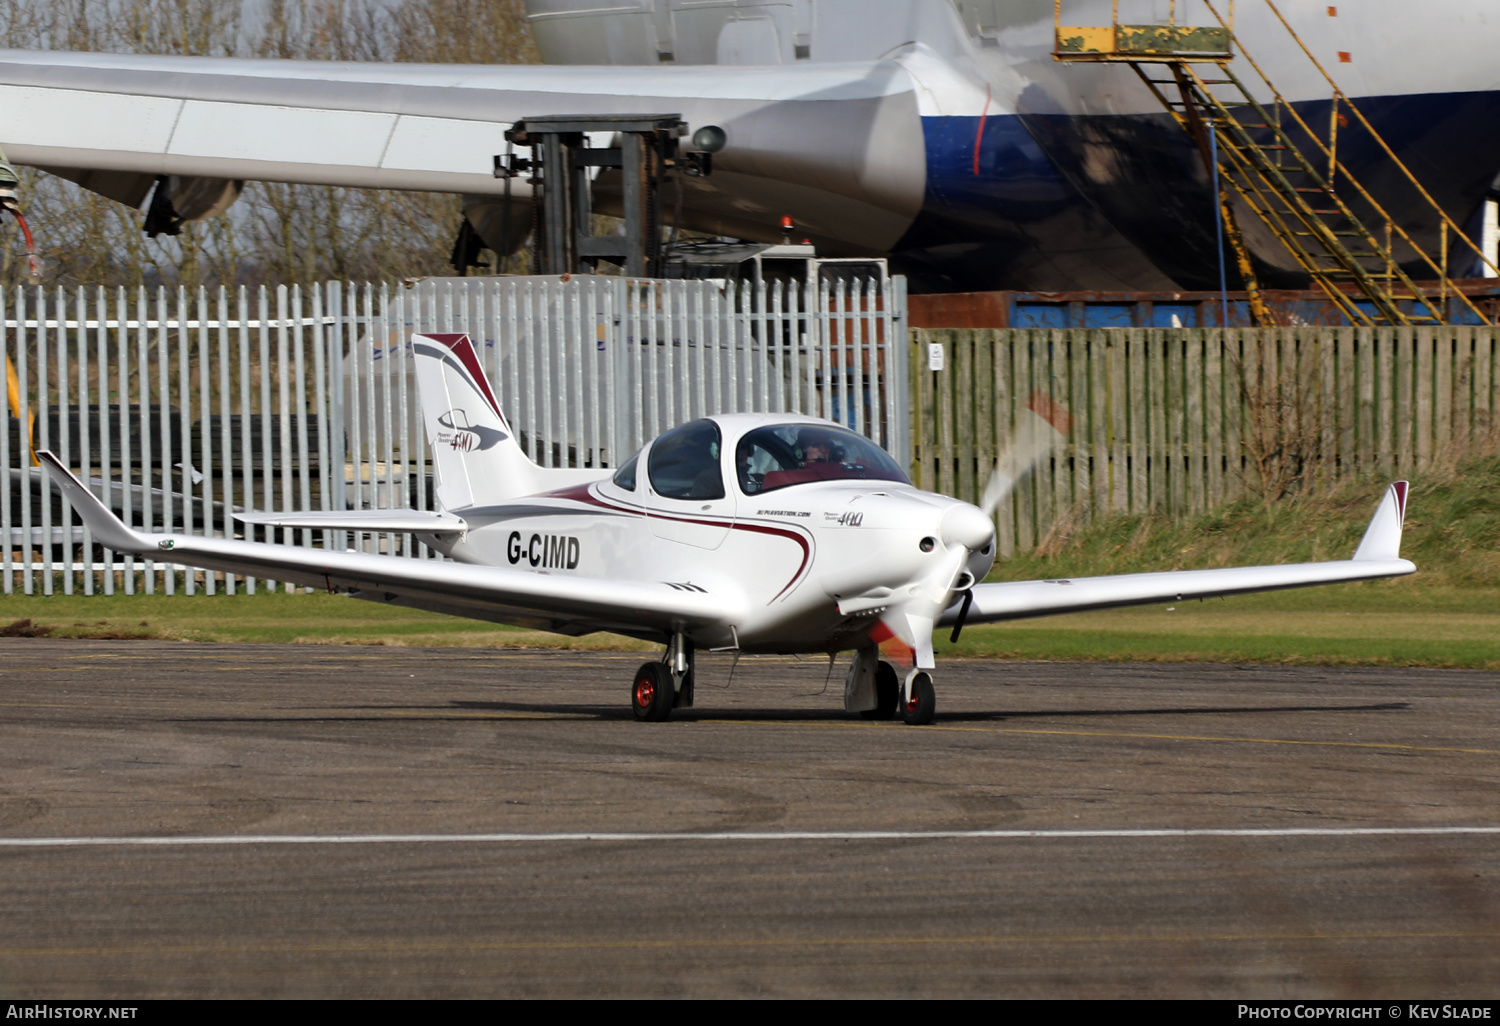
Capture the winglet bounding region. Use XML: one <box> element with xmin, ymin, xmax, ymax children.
<box><xmin>1352</xmin><ymin>481</ymin><xmax>1409</xmax><ymax>562</ymax></box>
<box><xmin>36</xmin><ymin>450</ymin><xmax>149</xmax><ymax>553</ymax></box>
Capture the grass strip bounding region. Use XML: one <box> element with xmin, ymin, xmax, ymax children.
<box><xmin>1</xmin><ymin>590</ymin><xmax>1496</xmax><ymax>668</ymax></box>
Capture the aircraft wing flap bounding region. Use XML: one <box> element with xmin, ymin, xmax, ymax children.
<box><xmin>942</xmin><ymin>558</ymin><xmax>1416</xmax><ymax>627</ymax></box>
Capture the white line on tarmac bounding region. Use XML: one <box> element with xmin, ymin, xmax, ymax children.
<box><xmin>1</xmin><ymin>826</ymin><xmax>1499</xmax><ymax>848</ymax></box>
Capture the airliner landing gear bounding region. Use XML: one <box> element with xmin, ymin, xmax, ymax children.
<box><xmin>632</xmin><ymin>632</ymin><xmax>694</xmax><ymax>722</ymax></box>
<box><xmin>901</xmin><ymin>670</ymin><xmax>936</xmax><ymax>726</ymax></box>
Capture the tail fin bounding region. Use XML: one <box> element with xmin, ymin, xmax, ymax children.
<box><xmin>412</xmin><ymin>333</ymin><xmax>541</xmax><ymax>508</ymax></box>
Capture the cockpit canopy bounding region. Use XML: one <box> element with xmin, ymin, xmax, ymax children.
<box><xmin>736</xmin><ymin>423</ymin><xmax>908</xmax><ymax>495</ymax></box>
<box><xmin>647</xmin><ymin>419</ymin><xmax>725</xmax><ymax>500</ymax></box>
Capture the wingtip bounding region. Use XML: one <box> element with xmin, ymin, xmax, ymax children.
<box><xmin>35</xmin><ymin>450</ymin><xmax>146</xmax><ymax>553</ymax></box>
<box><xmin>35</xmin><ymin>449</ymin><xmax>71</xmax><ymax>481</ymax></box>
<box><xmin>1353</xmin><ymin>481</ymin><xmax>1409</xmax><ymax>562</ymax></box>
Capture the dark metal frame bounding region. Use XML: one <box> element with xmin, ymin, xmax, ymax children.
<box><xmin>499</xmin><ymin>114</ymin><xmax>689</xmax><ymax>278</ymax></box>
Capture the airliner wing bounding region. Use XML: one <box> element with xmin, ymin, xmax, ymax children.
<box><xmin>0</xmin><ymin>49</ymin><xmax>924</xmax><ymax>249</ymax></box>
<box><xmin>40</xmin><ymin>451</ymin><xmax>740</xmax><ymax>638</ymax></box>
<box><xmin>943</xmin><ymin>483</ymin><xmax>1415</xmax><ymax>626</ymax></box>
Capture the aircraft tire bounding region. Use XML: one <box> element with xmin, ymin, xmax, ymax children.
<box><xmin>632</xmin><ymin>661</ymin><xmax>674</xmax><ymax>722</ymax></box>
<box><xmin>901</xmin><ymin>671</ymin><xmax>936</xmax><ymax>726</ymax></box>
<box><xmin>860</xmin><ymin>661</ymin><xmax>900</xmax><ymax>720</ymax></box>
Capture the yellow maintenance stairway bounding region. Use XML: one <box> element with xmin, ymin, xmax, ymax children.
<box><xmin>1053</xmin><ymin>0</ymin><xmax>1497</xmax><ymax>327</ymax></box>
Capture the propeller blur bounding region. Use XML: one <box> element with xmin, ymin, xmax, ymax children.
<box><xmin>40</xmin><ymin>332</ymin><xmax>1415</xmax><ymax>725</ymax></box>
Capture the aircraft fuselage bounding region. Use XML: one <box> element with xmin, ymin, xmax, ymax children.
<box><xmin>435</xmin><ymin>414</ymin><xmax>994</xmax><ymax>653</ymax></box>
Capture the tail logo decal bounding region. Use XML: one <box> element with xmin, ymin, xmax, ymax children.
<box><xmin>412</xmin><ymin>333</ymin><xmax>507</xmax><ymax>426</ymax></box>
<box><xmin>436</xmin><ymin>409</ymin><xmax>507</xmax><ymax>452</ymax></box>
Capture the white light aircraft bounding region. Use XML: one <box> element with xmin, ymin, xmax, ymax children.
<box><xmin>41</xmin><ymin>332</ymin><xmax>1415</xmax><ymax>725</ymax></box>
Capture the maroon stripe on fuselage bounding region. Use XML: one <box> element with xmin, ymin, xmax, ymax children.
<box><xmin>533</xmin><ymin>482</ymin><xmax>812</xmax><ymax>601</ymax></box>
<box><xmin>541</xmin><ymin>482</ymin><xmax>606</xmax><ymax>505</ymax></box>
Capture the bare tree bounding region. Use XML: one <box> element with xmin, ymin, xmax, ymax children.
<box><xmin>1232</xmin><ymin>332</ymin><xmax>1331</xmax><ymax>503</ymax></box>
<box><xmin>0</xmin><ymin>0</ymin><xmax>536</xmax><ymax>291</ymax></box>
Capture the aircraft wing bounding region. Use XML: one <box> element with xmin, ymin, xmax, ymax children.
<box><xmin>40</xmin><ymin>452</ymin><xmax>741</xmax><ymax>639</ymax></box>
<box><xmin>0</xmin><ymin>49</ymin><xmax>924</xmax><ymax>249</ymax></box>
<box><xmin>942</xmin><ymin>483</ymin><xmax>1416</xmax><ymax>626</ymax></box>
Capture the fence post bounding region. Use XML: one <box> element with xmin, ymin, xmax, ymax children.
<box><xmin>1476</xmin><ymin>327</ymin><xmax>1494</xmax><ymax>450</ymax></box>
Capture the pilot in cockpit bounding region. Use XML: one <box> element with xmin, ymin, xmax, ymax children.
<box><xmin>797</xmin><ymin>427</ymin><xmax>839</xmax><ymax>466</ymax></box>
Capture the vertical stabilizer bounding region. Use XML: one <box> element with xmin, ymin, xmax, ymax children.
<box><xmin>411</xmin><ymin>333</ymin><xmax>540</xmax><ymax>508</ymax></box>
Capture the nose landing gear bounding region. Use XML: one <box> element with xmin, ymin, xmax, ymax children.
<box><xmin>901</xmin><ymin>670</ymin><xmax>936</xmax><ymax>726</ymax></box>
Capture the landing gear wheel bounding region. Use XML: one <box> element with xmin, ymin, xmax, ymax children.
<box><xmin>901</xmin><ymin>671</ymin><xmax>936</xmax><ymax>726</ymax></box>
<box><xmin>632</xmin><ymin>662</ymin><xmax>674</xmax><ymax>722</ymax></box>
<box><xmin>860</xmin><ymin>660</ymin><xmax>900</xmax><ymax>720</ymax></box>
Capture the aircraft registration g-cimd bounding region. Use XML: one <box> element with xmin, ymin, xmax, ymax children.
<box><xmin>42</xmin><ymin>332</ymin><xmax>1415</xmax><ymax>725</ymax></box>
<box><xmin>0</xmin><ymin>1</ymin><xmax>1496</xmax><ymax>292</ymax></box>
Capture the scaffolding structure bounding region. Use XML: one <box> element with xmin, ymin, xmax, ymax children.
<box><xmin>1053</xmin><ymin>0</ymin><xmax>1499</xmax><ymax>326</ymax></box>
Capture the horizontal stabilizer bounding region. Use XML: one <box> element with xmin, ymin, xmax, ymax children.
<box><xmin>234</xmin><ymin>509</ymin><xmax>466</xmax><ymax>533</ymax></box>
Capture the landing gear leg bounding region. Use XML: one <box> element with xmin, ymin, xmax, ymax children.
<box><xmin>669</xmin><ymin>631</ymin><xmax>695</xmax><ymax>708</ymax></box>
<box><xmin>901</xmin><ymin>669</ymin><xmax>936</xmax><ymax>726</ymax></box>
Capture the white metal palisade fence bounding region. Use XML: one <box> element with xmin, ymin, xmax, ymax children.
<box><xmin>1</xmin><ymin>274</ymin><xmax>908</xmax><ymax>596</ymax></box>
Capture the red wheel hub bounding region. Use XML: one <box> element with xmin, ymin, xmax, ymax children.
<box><xmin>634</xmin><ymin>675</ymin><xmax>656</xmax><ymax>708</ymax></box>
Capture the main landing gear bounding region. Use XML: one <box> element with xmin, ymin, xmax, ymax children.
<box><xmin>632</xmin><ymin>632</ymin><xmax>694</xmax><ymax>722</ymax></box>
<box><xmin>630</xmin><ymin>636</ymin><xmax>937</xmax><ymax>725</ymax></box>
<box><xmin>859</xmin><ymin>660</ymin><xmax>900</xmax><ymax>721</ymax></box>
